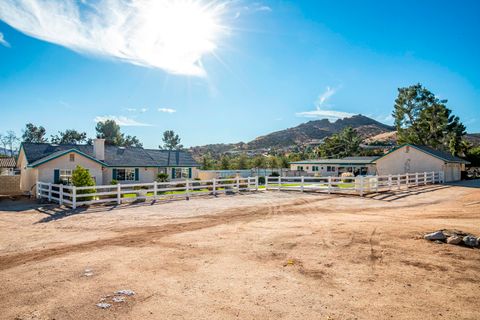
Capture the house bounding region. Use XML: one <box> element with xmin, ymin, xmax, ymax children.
<box><xmin>0</xmin><ymin>157</ymin><xmax>17</xmax><ymax>175</ymax></box>
<box><xmin>290</xmin><ymin>156</ymin><xmax>378</xmax><ymax>176</ymax></box>
<box><xmin>290</xmin><ymin>144</ymin><xmax>469</xmax><ymax>182</ymax></box>
<box><xmin>375</xmin><ymin>144</ymin><xmax>469</xmax><ymax>182</ymax></box>
<box><xmin>17</xmin><ymin>139</ymin><xmax>200</xmax><ymax>192</ymax></box>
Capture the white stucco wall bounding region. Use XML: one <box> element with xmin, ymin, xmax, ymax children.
<box><xmin>375</xmin><ymin>145</ymin><xmax>461</xmax><ymax>182</ymax></box>
<box><xmin>36</xmin><ymin>152</ymin><xmax>103</xmax><ymax>185</ymax></box>
<box><xmin>290</xmin><ymin>163</ymin><xmax>376</xmax><ymax>176</ymax></box>
<box><xmin>17</xmin><ymin>150</ymin><xmax>38</xmax><ymax>192</ymax></box>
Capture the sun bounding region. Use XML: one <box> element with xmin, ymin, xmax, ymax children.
<box><xmin>137</xmin><ymin>0</ymin><xmax>226</xmax><ymax>76</ymax></box>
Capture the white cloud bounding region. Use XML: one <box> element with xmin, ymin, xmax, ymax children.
<box><xmin>94</xmin><ymin>115</ymin><xmax>152</xmax><ymax>127</ymax></box>
<box><xmin>297</xmin><ymin>86</ymin><xmax>353</xmax><ymax>120</ymax></box>
<box><xmin>126</xmin><ymin>107</ymin><xmax>148</xmax><ymax>113</ymax></box>
<box><xmin>158</xmin><ymin>107</ymin><xmax>176</xmax><ymax>113</ymax></box>
<box><xmin>0</xmin><ymin>32</ymin><xmax>10</xmax><ymax>47</ymax></box>
<box><xmin>0</xmin><ymin>0</ymin><xmax>228</xmax><ymax>76</ymax></box>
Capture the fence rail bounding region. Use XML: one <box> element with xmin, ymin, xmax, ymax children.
<box><xmin>265</xmin><ymin>171</ymin><xmax>444</xmax><ymax>196</ymax></box>
<box><xmin>37</xmin><ymin>176</ymin><xmax>259</xmax><ymax>209</ymax></box>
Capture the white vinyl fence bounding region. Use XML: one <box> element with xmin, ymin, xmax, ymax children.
<box><xmin>265</xmin><ymin>171</ymin><xmax>444</xmax><ymax>196</ymax></box>
<box><xmin>37</xmin><ymin>177</ymin><xmax>259</xmax><ymax>209</ymax></box>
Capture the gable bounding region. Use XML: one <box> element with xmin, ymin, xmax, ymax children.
<box><xmin>375</xmin><ymin>144</ymin><xmax>469</xmax><ymax>164</ymax></box>
<box><xmin>32</xmin><ymin>151</ymin><xmax>104</xmax><ymax>170</ymax></box>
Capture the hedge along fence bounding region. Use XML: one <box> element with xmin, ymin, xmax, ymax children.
<box><xmin>36</xmin><ymin>177</ymin><xmax>259</xmax><ymax>209</ymax></box>
<box><xmin>265</xmin><ymin>171</ymin><xmax>445</xmax><ymax>197</ymax></box>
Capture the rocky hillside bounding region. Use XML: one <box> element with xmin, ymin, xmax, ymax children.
<box><xmin>366</xmin><ymin>131</ymin><xmax>480</xmax><ymax>146</ymax></box>
<box><xmin>190</xmin><ymin>115</ymin><xmax>394</xmax><ymax>158</ymax></box>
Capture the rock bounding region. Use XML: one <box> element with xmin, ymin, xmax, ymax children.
<box><xmin>446</xmin><ymin>235</ymin><xmax>463</xmax><ymax>245</ymax></box>
<box><xmin>463</xmin><ymin>235</ymin><xmax>479</xmax><ymax>247</ymax></box>
<box><xmin>96</xmin><ymin>302</ymin><xmax>111</xmax><ymax>309</ymax></box>
<box><xmin>424</xmin><ymin>231</ymin><xmax>446</xmax><ymax>241</ymax></box>
<box><xmin>115</xmin><ymin>289</ymin><xmax>135</xmax><ymax>296</ymax></box>
<box><xmin>83</xmin><ymin>268</ymin><xmax>94</xmax><ymax>277</ymax></box>
<box><xmin>112</xmin><ymin>296</ymin><xmax>126</xmax><ymax>303</ymax></box>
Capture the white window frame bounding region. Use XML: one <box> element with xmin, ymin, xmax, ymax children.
<box><xmin>174</xmin><ymin>168</ymin><xmax>189</xmax><ymax>179</ymax></box>
<box><xmin>59</xmin><ymin>169</ymin><xmax>73</xmax><ymax>184</ymax></box>
<box><xmin>117</xmin><ymin>168</ymin><xmax>135</xmax><ymax>181</ymax></box>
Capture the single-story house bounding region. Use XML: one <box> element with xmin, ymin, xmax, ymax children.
<box><xmin>375</xmin><ymin>144</ymin><xmax>469</xmax><ymax>182</ymax></box>
<box><xmin>0</xmin><ymin>157</ymin><xmax>17</xmax><ymax>175</ymax></box>
<box><xmin>290</xmin><ymin>156</ymin><xmax>378</xmax><ymax>176</ymax></box>
<box><xmin>289</xmin><ymin>144</ymin><xmax>469</xmax><ymax>182</ymax></box>
<box><xmin>17</xmin><ymin>139</ymin><xmax>200</xmax><ymax>192</ymax></box>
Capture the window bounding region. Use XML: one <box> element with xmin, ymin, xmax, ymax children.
<box><xmin>326</xmin><ymin>166</ymin><xmax>335</xmax><ymax>172</ymax></box>
<box><xmin>59</xmin><ymin>169</ymin><xmax>73</xmax><ymax>184</ymax></box>
<box><xmin>69</xmin><ymin>153</ymin><xmax>75</xmax><ymax>162</ymax></box>
<box><xmin>298</xmin><ymin>166</ymin><xmax>304</xmax><ymax>171</ymax></box>
<box><xmin>117</xmin><ymin>168</ymin><xmax>135</xmax><ymax>181</ymax></box>
<box><xmin>174</xmin><ymin>168</ymin><xmax>190</xmax><ymax>179</ymax></box>
<box><xmin>312</xmin><ymin>166</ymin><xmax>319</xmax><ymax>172</ymax></box>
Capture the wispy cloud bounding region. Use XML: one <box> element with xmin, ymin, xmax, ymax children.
<box><xmin>158</xmin><ymin>107</ymin><xmax>176</xmax><ymax>114</ymax></box>
<box><xmin>0</xmin><ymin>32</ymin><xmax>10</xmax><ymax>47</ymax></box>
<box><xmin>297</xmin><ymin>86</ymin><xmax>353</xmax><ymax>120</ymax></box>
<box><xmin>126</xmin><ymin>108</ymin><xmax>148</xmax><ymax>113</ymax></box>
<box><xmin>94</xmin><ymin>115</ymin><xmax>152</xmax><ymax>127</ymax></box>
<box><xmin>0</xmin><ymin>0</ymin><xmax>228</xmax><ymax>76</ymax></box>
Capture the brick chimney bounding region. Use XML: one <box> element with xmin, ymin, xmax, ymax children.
<box><xmin>93</xmin><ymin>138</ymin><xmax>105</xmax><ymax>161</ymax></box>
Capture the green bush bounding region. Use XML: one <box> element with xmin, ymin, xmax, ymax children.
<box><xmin>110</xmin><ymin>179</ymin><xmax>118</xmax><ymax>185</ymax></box>
<box><xmin>269</xmin><ymin>172</ymin><xmax>280</xmax><ymax>177</ymax></box>
<box><xmin>258</xmin><ymin>176</ymin><xmax>266</xmax><ymax>185</ymax></box>
<box><xmin>156</xmin><ymin>173</ymin><xmax>169</xmax><ymax>182</ymax></box>
<box><xmin>71</xmin><ymin>165</ymin><xmax>96</xmax><ymax>202</ymax></box>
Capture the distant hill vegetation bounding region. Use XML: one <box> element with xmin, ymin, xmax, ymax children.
<box><xmin>190</xmin><ymin>115</ymin><xmax>395</xmax><ymax>158</ymax></box>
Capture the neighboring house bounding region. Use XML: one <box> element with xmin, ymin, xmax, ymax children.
<box><xmin>17</xmin><ymin>139</ymin><xmax>200</xmax><ymax>192</ymax></box>
<box><xmin>375</xmin><ymin>144</ymin><xmax>469</xmax><ymax>182</ymax></box>
<box><xmin>0</xmin><ymin>157</ymin><xmax>17</xmax><ymax>175</ymax></box>
<box><xmin>290</xmin><ymin>144</ymin><xmax>469</xmax><ymax>182</ymax></box>
<box><xmin>290</xmin><ymin>157</ymin><xmax>378</xmax><ymax>176</ymax></box>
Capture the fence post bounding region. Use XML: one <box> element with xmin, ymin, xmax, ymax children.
<box><xmin>431</xmin><ymin>171</ymin><xmax>435</xmax><ymax>184</ymax></box>
<box><xmin>397</xmin><ymin>174</ymin><xmax>401</xmax><ymax>190</ymax></box>
<box><xmin>327</xmin><ymin>176</ymin><xmax>331</xmax><ymax>194</ymax></box>
<box><xmin>213</xmin><ymin>178</ymin><xmax>217</xmax><ymax>196</ymax></box>
<box><xmin>301</xmin><ymin>176</ymin><xmax>304</xmax><ymax>192</ymax></box>
<box><xmin>375</xmin><ymin>176</ymin><xmax>379</xmax><ymax>193</ymax></box>
<box><xmin>255</xmin><ymin>176</ymin><xmax>258</xmax><ymax>191</ymax></box>
<box><xmin>153</xmin><ymin>181</ymin><xmax>158</xmax><ymax>200</ymax></box>
<box><xmin>72</xmin><ymin>186</ymin><xmax>76</xmax><ymax>209</ymax></box>
<box><xmin>48</xmin><ymin>183</ymin><xmax>52</xmax><ymax>202</ymax></box>
<box><xmin>388</xmin><ymin>174</ymin><xmax>392</xmax><ymax>190</ymax></box>
<box><xmin>186</xmin><ymin>179</ymin><xmax>190</xmax><ymax>200</ymax></box>
<box><xmin>415</xmin><ymin>173</ymin><xmax>419</xmax><ymax>186</ymax></box>
<box><xmin>278</xmin><ymin>176</ymin><xmax>281</xmax><ymax>191</ymax></box>
<box><xmin>236</xmin><ymin>176</ymin><xmax>240</xmax><ymax>192</ymax></box>
<box><xmin>265</xmin><ymin>176</ymin><xmax>269</xmax><ymax>190</ymax></box>
<box><xmin>117</xmin><ymin>183</ymin><xmax>121</xmax><ymax>205</ymax></box>
<box><xmin>59</xmin><ymin>184</ymin><xmax>64</xmax><ymax>205</ymax></box>
<box><xmin>359</xmin><ymin>176</ymin><xmax>364</xmax><ymax>197</ymax></box>
<box><xmin>424</xmin><ymin>172</ymin><xmax>427</xmax><ymax>185</ymax></box>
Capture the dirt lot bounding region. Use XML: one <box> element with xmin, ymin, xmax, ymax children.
<box><xmin>0</xmin><ymin>184</ymin><xmax>479</xmax><ymax>320</ymax></box>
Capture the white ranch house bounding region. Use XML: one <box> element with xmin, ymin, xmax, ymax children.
<box><xmin>17</xmin><ymin>139</ymin><xmax>200</xmax><ymax>193</ymax></box>
<box><xmin>290</xmin><ymin>144</ymin><xmax>469</xmax><ymax>182</ymax></box>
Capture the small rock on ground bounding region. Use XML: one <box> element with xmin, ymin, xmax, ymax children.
<box><xmin>96</xmin><ymin>302</ymin><xmax>111</xmax><ymax>309</ymax></box>
<box><xmin>112</xmin><ymin>296</ymin><xmax>126</xmax><ymax>303</ymax></box>
<box><xmin>447</xmin><ymin>235</ymin><xmax>463</xmax><ymax>245</ymax></box>
<box><xmin>115</xmin><ymin>289</ymin><xmax>135</xmax><ymax>296</ymax></box>
<box><xmin>424</xmin><ymin>231</ymin><xmax>446</xmax><ymax>241</ymax></box>
<box><xmin>463</xmin><ymin>235</ymin><xmax>479</xmax><ymax>247</ymax></box>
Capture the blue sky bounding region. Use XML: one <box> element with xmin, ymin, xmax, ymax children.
<box><xmin>1</xmin><ymin>0</ymin><xmax>479</xmax><ymax>148</ymax></box>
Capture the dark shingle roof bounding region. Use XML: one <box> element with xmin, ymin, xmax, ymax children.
<box><xmin>290</xmin><ymin>157</ymin><xmax>377</xmax><ymax>165</ymax></box>
<box><xmin>0</xmin><ymin>157</ymin><xmax>16</xmax><ymax>168</ymax></box>
<box><xmin>21</xmin><ymin>143</ymin><xmax>200</xmax><ymax>167</ymax></box>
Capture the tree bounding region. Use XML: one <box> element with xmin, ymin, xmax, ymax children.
<box><xmin>236</xmin><ymin>154</ymin><xmax>248</xmax><ymax>170</ymax></box>
<box><xmin>0</xmin><ymin>131</ymin><xmax>19</xmax><ymax>156</ymax></box>
<box><xmin>317</xmin><ymin>126</ymin><xmax>362</xmax><ymax>158</ymax></box>
<box><xmin>220</xmin><ymin>156</ymin><xmax>230</xmax><ymax>170</ymax></box>
<box><xmin>51</xmin><ymin>129</ymin><xmax>87</xmax><ymax>144</ymax></box>
<box><xmin>393</xmin><ymin>83</ymin><xmax>466</xmax><ymax>155</ymax></box>
<box><xmin>95</xmin><ymin>120</ymin><xmax>142</xmax><ymax>147</ymax></box>
<box><xmin>161</xmin><ymin>130</ymin><xmax>183</xmax><ymax>150</ymax></box>
<box><xmin>22</xmin><ymin>123</ymin><xmax>47</xmax><ymax>143</ymax></box>
<box><xmin>71</xmin><ymin>165</ymin><xmax>96</xmax><ymax>201</ymax></box>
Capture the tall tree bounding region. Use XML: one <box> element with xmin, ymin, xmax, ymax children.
<box><xmin>161</xmin><ymin>130</ymin><xmax>183</xmax><ymax>150</ymax></box>
<box><xmin>220</xmin><ymin>156</ymin><xmax>230</xmax><ymax>170</ymax></box>
<box><xmin>50</xmin><ymin>129</ymin><xmax>88</xmax><ymax>144</ymax></box>
<box><xmin>95</xmin><ymin>120</ymin><xmax>142</xmax><ymax>147</ymax></box>
<box><xmin>393</xmin><ymin>83</ymin><xmax>466</xmax><ymax>155</ymax></box>
<box><xmin>22</xmin><ymin>123</ymin><xmax>47</xmax><ymax>143</ymax></box>
<box><xmin>317</xmin><ymin>126</ymin><xmax>362</xmax><ymax>158</ymax></box>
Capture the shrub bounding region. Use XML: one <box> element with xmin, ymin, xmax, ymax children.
<box><xmin>269</xmin><ymin>172</ymin><xmax>280</xmax><ymax>177</ymax></box>
<box><xmin>156</xmin><ymin>173</ymin><xmax>169</xmax><ymax>182</ymax></box>
<box><xmin>340</xmin><ymin>172</ymin><xmax>354</xmax><ymax>183</ymax></box>
<box><xmin>71</xmin><ymin>165</ymin><xmax>96</xmax><ymax>202</ymax></box>
<box><xmin>258</xmin><ymin>176</ymin><xmax>266</xmax><ymax>185</ymax></box>
<box><xmin>110</xmin><ymin>179</ymin><xmax>118</xmax><ymax>185</ymax></box>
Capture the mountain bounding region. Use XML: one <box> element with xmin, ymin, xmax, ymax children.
<box><xmin>190</xmin><ymin>114</ymin><xmax>394</xmax><ymax>158</ymax></box>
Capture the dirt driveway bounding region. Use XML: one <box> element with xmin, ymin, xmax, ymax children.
<box><xmin>0</xmin><ymin>184</ymin><xmax>479</xmax><ymax>320</ymax></box>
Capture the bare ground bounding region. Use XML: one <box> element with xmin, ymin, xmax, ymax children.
<box><xmin>0</xmin><ymin>184</ymin><xmax>479</xmax><ymax>320</ymax></box>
